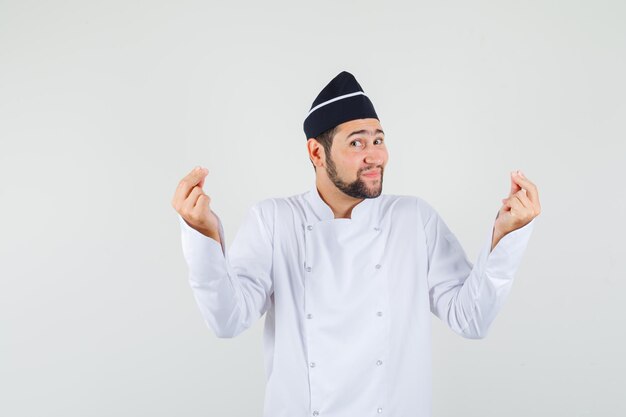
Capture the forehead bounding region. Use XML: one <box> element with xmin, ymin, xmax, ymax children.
<box><xmin>336</xmin><ymin>118</ymin><xmax>383</xmax><ymax>136</ymax></box>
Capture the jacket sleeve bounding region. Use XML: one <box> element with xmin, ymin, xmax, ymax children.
<box><xmin>177</xmin><ymin>202</ymin><xmax>274</xmax><ymax>338</ymax></box>
<box><xmin>422</xmin><ymin>201</ymin><xmax>535</xmax><ymax>339</ymax></box>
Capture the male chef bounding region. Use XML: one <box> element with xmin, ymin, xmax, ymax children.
<box><xmin>171</xmin><ymin>70</ymin><xmax>541</xmax><ymax>417</ymax></box>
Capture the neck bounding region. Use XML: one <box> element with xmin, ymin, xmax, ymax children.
<box><xmin>315</xmin><ymin>174</ymin><xmax>364</xmax><ymax>219</ymax></box>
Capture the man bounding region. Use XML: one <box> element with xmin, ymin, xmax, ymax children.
<box><xmin>171</xmin><ymin>71</ymin><xmax>541</xmax><ymax>417</ymax></box>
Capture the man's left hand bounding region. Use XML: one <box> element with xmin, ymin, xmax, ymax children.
<box><xmin>494</xmin><ymin>170</ymin><xmax>542</xmax><ymax>241</ymax></box>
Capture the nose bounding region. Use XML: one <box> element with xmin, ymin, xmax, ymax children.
<box><xmin>365</xmin><ymin>148</ymin><xmax>385</xmax><ymax>166</ymax></box>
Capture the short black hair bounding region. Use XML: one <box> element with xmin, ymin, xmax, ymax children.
<box><xmin>309</xmin><ymin>125</ymin><xmax>338</xmax><ymax>170</ymax></box>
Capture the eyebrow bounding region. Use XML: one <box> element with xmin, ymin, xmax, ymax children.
<box><xmin>345</xmin><ymin>129</ymin><xmax>385</xmax><ymax>141</ymax></box>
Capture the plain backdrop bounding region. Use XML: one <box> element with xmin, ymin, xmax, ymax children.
<box><xmin>1</xmin><ymin>1</ymin><xmax>625</xmax><ymax>416</ymax></box>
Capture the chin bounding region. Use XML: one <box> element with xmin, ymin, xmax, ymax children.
<box><xmin>367</xmin><ymin>185</ymin><xmax>383</xmax><ymax>198</ymax></box>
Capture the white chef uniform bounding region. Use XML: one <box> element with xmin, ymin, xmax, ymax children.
<box><xmin>178</xmin><ymin>184</ymin><xmax>535</xmax><ymax>417</ymax></box>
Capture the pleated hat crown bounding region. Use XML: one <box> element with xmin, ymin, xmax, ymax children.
<box><xmin>303</xmin><ymin>71</ymin><xmax>379</xmax><ymax>139</ymax></box>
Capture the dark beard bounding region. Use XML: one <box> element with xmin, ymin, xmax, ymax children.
<box><xmin>325</xmin><ymin>154</ymin><xmax>383</xmax><ymax>199</ymax></box>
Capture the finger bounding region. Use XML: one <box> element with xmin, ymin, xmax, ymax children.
<box><xmin>509</xmin><ymin>171</ymin><xmax>522</xmax><ymax>196</ymax></box>
<box><xmin>501</xmin><ymin>197</ymin><xmax>513</xmax><ymax>213</ymax></box>
<box><xmin>514</xmin><ymin>189</ymin><xmax>532</xmax><ymax>210</ymax></box>
<box><xmin>182</xmin><ymin>185</ymin><xmax>204</xmax><ymax>215</ymax></box>
<box><xmin>197</xmin><ymin>166</ymin><xmax>208</xmax><ymax>189</ymax></box>
<box><xmin>176</xmin><ymin>166</ymin><xmax>205</xmax><ymax>197</ymax></box>
<box><xmin>512</xmin><ymin>171</ymin><xmax>540</xmax><ymax>205</ymax></box>
<box><xmin>508</xmin><ymin>194</ymin><xmax>525</xmax><ymax>215</ymax></box>
<box><xmin>173</xmin><ymin>167</ymin><xmax>208</xmax><ymax>208</ymax></box>
<box><xmin>191</xmin><ymin>194</ymin><xmax>211</xmax><ymax>219</ymax></box>
<box><xmin>517</xmin><ymin>189</ymin><xmax>541</xmax><ymax>217</ymax></box>
<box><xmin>198</xmin><ymin>167</ymin><xmax>209</xmax><ymax>188</ymax></box>
<box><xmin>194</xmin><ymin>190</ymin><xmax>211</xmax><ymax>209</ymax></box>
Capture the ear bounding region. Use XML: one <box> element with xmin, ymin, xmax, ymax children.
<box><xmin>307</xmin><ymin>138</ymin><xmax>325</xmax><ymax>168</ymax></box>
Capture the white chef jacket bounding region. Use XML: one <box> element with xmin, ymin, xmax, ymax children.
<box><xmin>178</xmin><ymin>184</ymin><xmax>535</xmax><ymax>417</ymax></box>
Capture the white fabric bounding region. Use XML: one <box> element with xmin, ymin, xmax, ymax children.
<box><xmin>177</xmin><ymin>184</ymin><xmax>535</xmax><ymax>417</ymax></box>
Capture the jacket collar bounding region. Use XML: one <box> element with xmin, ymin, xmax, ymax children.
<box><xmin>305</xmin><ymin>183</ymin><xmax>379</xmax><ymax>222</ymax></box>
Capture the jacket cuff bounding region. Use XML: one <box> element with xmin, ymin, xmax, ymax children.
<box><xmin>178</xmin><ymin>213</ymin><xmax>226</xmax><ymax>257</ymax></box>
<box><xmin>484</xmin><ymin>218</ymin><xmax>536</xmax><ymax>279</ymax></box>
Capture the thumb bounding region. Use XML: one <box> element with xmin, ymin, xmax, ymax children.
<box><xmin>198</xmin><ymin>168</ymin><xmax>208</xmax><ymax>189</ymax></box>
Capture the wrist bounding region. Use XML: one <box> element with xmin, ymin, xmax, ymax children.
<box><xmin>199</xmin><ymin>227</ymin><xmax>221</xmax><ymax>243</ymax></box>
<box><xmin>491</xmin><ymin>228</ymin><xmax>506</xmax><ymax>252</ymax></box>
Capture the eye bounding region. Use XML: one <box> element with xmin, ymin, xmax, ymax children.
<box><xmin>375</xmin><ymin>138</ymin><xmax>384</xmax><ymax>145</ymax></box>
<box><xmin>350</xmin><ymin>140</ymin><xmax>363</xmax><ymax>147</ymax></box>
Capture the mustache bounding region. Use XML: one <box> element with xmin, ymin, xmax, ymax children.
<box><xmin>360</xmin><ymin>166</ymin><xmax>384</xmax><ymax>174</ymax></box>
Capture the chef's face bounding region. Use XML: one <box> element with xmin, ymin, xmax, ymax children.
<box><xmin>325</xmin><ymin>118</ymin><xmax>388</xmax><ymax>199</ymax></box>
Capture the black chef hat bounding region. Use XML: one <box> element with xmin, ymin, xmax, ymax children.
<box><xmin>303</xmin><ymin>71</ymin><xmax>379</xmax><ymax>140</ymax></box>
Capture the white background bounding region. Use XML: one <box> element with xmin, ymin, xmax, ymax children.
<box><xmin>1</xmin><ymin>1</ymin><xmax>625</xmax><ymax>416</ymax></box>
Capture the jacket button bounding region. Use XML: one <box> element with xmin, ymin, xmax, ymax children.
<box><xmin>376</xmin><ymin>360</ymin><xmax>383</xmax><ymax>366</ymax></box>
<box><xmin>310</xmin><ymin>362</ymin><xmax>316</xmax><ymax>367</ymax></box>
<box><xmin>377</xmin><ymin>407</ymin><xmax>383</xmax><ymax>413</ymax></box>
<box><xmin>375</xmin><ymin>264</ymin><xmax>381</xmax><ymax>269</ymax></box>
<box><xmin>307</xmin><ymin>313</ymin><xmax>313</xmax><ymax>319</ymax></box>
<box><xmin>306</xmin><ymin>266</ymin><xmax>312</xmax><ymax>272</ymax></box>
<box><xmin>312</xmin><ymin>411</ymin><xmax>319</xmax><ymax>416</ymax></box>
<box><xmin>374</xmin><ymin>227</ymin><xmax>380</xmax><ymax>231</ymax></box>
<box><xmin>377</xmin><ymin>311</ymin><xmax>383</xmax><ymax>317</ymax></box>
<box><xmin>307</xmin><ymin>225</ymin><xmax>313</xmax><ymax>231</ymax></box>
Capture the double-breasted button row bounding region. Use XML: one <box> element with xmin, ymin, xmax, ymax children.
<box><xmin>304</xmin><ymin>225</ymin><xmax>381</xmax><ymax>272</ymax></box>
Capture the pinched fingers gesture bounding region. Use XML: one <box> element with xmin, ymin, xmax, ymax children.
<box><xmin>171</xmin><ymin>166</ymin><xmax>219</xmax><ymax>238</ymax></box>
<box><xmin>495</xmin><ymin>170</ymin><xmax>541</xmax><ymax>235</ymax></box>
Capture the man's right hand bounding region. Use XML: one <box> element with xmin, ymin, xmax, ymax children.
<box><xmin>171</xmin><ymin>166</ymin><xmax>221</xmax><ymax>242</ymax></box>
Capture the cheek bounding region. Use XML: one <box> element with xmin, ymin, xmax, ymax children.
<box><xmin>334</xmin><ymin>152</ymin><xmax>357</xmax><ymax>168</ymax></box>
<box><xmin>348</xmin><ymin>157</ymin><xmax>364</xmax><ymax>172</ymax></box>
<box><xmin>381</xmin><ymin>149</ymin><xmax>389</xmax><ymax>165</ymax></box>
<box><xmin>337</xmin><ymin>161</ymin><xmax>359</xmax><ymax>179</ymax></box>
